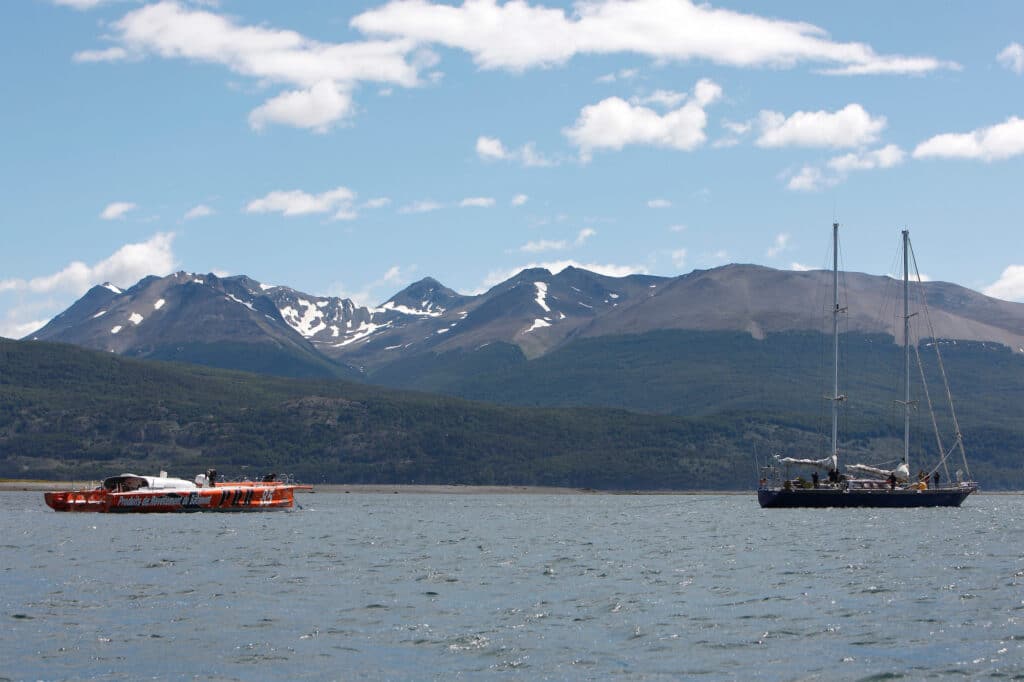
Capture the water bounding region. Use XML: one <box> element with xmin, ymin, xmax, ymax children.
<box><xmin>2</xmin><ymin>492</ymin><xmax>1022</xmax><ymax>681</ymax></box>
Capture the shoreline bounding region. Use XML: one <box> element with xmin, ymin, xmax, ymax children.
<box><xmin>1</xmin><ymin>480</ymin><xmax>747</xmax><ymax>495</ymax></box>
<box><xmin>4</xmin><ymin>480</ymin><xmax>1017</xmax><ymax>495</ymax></box>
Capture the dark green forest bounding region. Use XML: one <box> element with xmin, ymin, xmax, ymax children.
<box><xmin>1</xmin><ymin>335</ymin><xmax>1021</xmax><ymax>489</ymax></box>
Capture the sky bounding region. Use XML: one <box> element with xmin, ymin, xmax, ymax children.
<box><xmin>2</xmin><ymin>0</ymin><xmax>1023</xmax><ymax>338</ymax></box>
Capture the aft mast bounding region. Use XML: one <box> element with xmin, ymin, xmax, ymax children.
<box><xmin>829</xmin><ymin>222</ymin><xmax>845</xmax><ymax>471</ymax></box>
<box><xmin>901</xmin><ymin>229</ymin><xmax>912</xmax><ymax>473</ymax></box>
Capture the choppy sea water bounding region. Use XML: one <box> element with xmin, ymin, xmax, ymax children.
<box><xmin>1</xmin><ymin>491</ymin><xmax>1022</xmax><ymax>681</ymax></box>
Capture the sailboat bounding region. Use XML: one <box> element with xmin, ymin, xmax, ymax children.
<box><xmin>757</xmin><ymin>223</ymin><xmax>978</xmax><ymax>508</ymax></box>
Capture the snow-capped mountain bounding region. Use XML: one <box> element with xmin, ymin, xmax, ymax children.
<box><xmin>23</xmin><ymin>264</ymin><xmax>1024</xmax><ymax>380</ymax></box>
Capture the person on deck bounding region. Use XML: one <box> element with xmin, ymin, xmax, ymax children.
<box><xmin>933</xmin><ymin>471</ymin><xmax>941</xmax><ymax>489</ymax></box>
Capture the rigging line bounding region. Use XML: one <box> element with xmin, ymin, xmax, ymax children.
<box><xmin>913</xmin><ymin>343</ymin><xmax>952</xmax><ymax>482</ymax></box>
<box><xmin>907</xmin><ymin>239</ymin><xmax>972</xmax><ymax>480</ymax></box>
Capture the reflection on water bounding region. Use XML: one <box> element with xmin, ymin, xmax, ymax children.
<box><xmin>1</xmin><ymin>492</ymin><xmax>1022</xmax><ymax>680</ymax></box>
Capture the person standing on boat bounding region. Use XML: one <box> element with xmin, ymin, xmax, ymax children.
<box><xmin>933</xmin><ymin>471</ymin><xmax>941</xmax><ymax>489</ymax></box>
<box><xmin>888</xmin><ymin>472</ymin><xmax>897</xmax><ymax>490</ymax></box>
<box><xmin>812</xmin><ymin>471</ymin><xmax>820</xmax><ymax>488</ymax></box>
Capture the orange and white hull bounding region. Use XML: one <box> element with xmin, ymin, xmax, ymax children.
<box><xmin>45</xmin><ymin>481</ymin><xmax>309</xmax><ymax>513</ymax></box>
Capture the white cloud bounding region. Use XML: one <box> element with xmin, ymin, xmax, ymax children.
<box><xmin>476</xmin><ymin>136</ymin><xmax>555</xmax><ymax>167</ymax></box>
<box><xmin>575</xmin><ymin>227</ymin><xmax>596</xmax><ymax>245</ymax></box>
<box><xmin>476</xmin><ymin>135</ymin><xmax>508</xmax><ymax>160</ymax></box>
<box><xmin>647</xmin><ymin>199</ymin><xmax>672</xmax><ymax>208</ymax></box>
<box><xmin>997</xmin><ymin>43</ymin><xmax>1024</xmax><ymax>75</ymax></box>
<box><xmin>399</xmin><ymin>200</ymin><xmax>443</xmax><ymax>214</ymax></box>
<box><xmin>352</xmin><ymin>0</ymin><xmax>954</xmax><ymax>76</ymax></box>
<box><xmin>511</xmin><ymin>194</ymin><xmax>529</xmax><ymax>206</ymax></box>
<box><xmin>671</xmin><ymin>249</ymin><xmax>687</xmax><ymax>269</ymax></box>
<box><xmin>0</xmin><ymin>233</ymin><xmax>176</xmax><ymax>297</ymax></box>
<box><xmin>73</xmin><ymin>47</ymin><xmax>128</xmax><ymax>63</ymax></box>
<box><xmin>913</xmin><ymin>116</ymin><xmax>1024</xmax><ymax>162</ymax></box>
<box><xmin>332</xmin><ymin>264</ymin><xmax>412</xmax><ymax>307</ymax></box>
<box><xmin>245</xmin><ymin>186</ymin><xmax>356</xmax><ymax>219</ymax></box>
<box><xmin>249</xmin><ymin>80</ymin><xmax>353</xmax><ymax>133</ymax></box>
<box><xmin>184</xmin><ymin>204</ymin><xmax>214</xmax><ymax>220</ymax></box>
<box><xmin>632</xmin><ymin>89</ymin><xmax>687</xmax><ymax>109</ymax></box>
<box><xmin>460</xmin><ymin>197</ymin><xmax>495</xmax><ymax>208</ymax></box>
<box><xmin>480</xmin><ymin>259</ymin><xmax>648</xmax><ymax>291</ymax></box>
<box><xmin>520</xmin><ymin>239</ymin><xmax>567</xmax><ymax>253</ymax></box>
<box><xmin>786</xmin><ymin>144</ymin><xmax>905</xmax><ymax>192</ymax></box>
<box><xmin>786</xmin><ymin>166</ymin><xmax>835</xmax><ymax>192</ymax></box>
<box><xmin>53</xmin><ymin>0</ymin><xmax>107</xmax><ymax>9</ymax></box>
<box><xmin>827</xmin><ymin>144</ymin><xmax>905</xmax><ymax>172</ymax></box>
<box><xmin>565</xmin><ymin>78</ymin><xmax>721</xmax><ymax>160</ymax></box>
<box><xmin>81</xmin><ymin>2</ymin><xmax>421</xmax><ymax>132</ymax></box>
<box><xmin>984</xmin><ymin>265</ymin><xmax>1024</xmax><ymax>302</ymax></box>
<box><xmin>790</xmin><ymin>262</ymin><xmax>813</xmax><ymax>271</ymax></box>
<box><xmin>100</xmin><ymin>201</ymin><xmax>137</xmax><ymax>220</ymax></box>
<box><xmin>362</xmin><ymin>197</ymin><xmax>391</xmax><ymax>209</ymax></box>
<box><xmin>596</xmin><ymin>67</ymin><xmax>639</xmax><ymax>83</ymax></box>
<box><xmin>757</xmin><ymin>104</ymin><xmax>885</xmax><ymax>149</ymax></box>
<box><xmin>766</xmin><ymin>233</ymin><xmax>790</xmax><ymax>257</ymax></box>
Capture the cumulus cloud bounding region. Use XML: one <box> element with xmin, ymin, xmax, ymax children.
<box><xmin>791</xmin><ymin>262</ymin><xmax>813</xmax><ymax>271</ymax></box>
<box><xmin>785</xmin><ymin>144</ymin><xmax>905</xmax><ymax>192</ymax></box>
<box><xmin>53</xmin><ymin>0</ymin><xmax>108</xmax><ymax>9</ymax></box>
<box><xmin>757</xmin><ymin>104</ymin><xmax>885</xmax><ymax>149</ymax></box>
<box><xmin>0</xmin><ymin>233</ymin><xmax>177</xmax><ymax>298</ymax></box>
<box><xmin>596</xmin><ymin>67</ymin><xmax>639</xmax><ymax>83</ymax></box>
<box><xmin>184</xmin><ymin>204</ymin><xmax>214</xmax><ymax>220</ymax></box>
<box><xmin>631</xmin><ymin>89</ymin><xmax>687</xmax><ymax>109</ymax></box>
<box><xmin>460</xmin><ymin>197</ymin><xmax>495</xmax><ymax>208</ymax></box>
<box><xmin>73</xmin><ymin>47</ymin><xmax>129</xmax><ymax>63</ymax></box>
<box><xmin>245</xmin><ymin>186</ymin><xmax>356</xmax><ymax>219</ymax></box>
<box><xmin>100</xmin><ymin>201</ymin><xmax>137</xmax><ymax>220</ymax></box>
<box><xmin>352</xmin><ymin>0</ymin><xmax>954</xmax><ymax>76</ymax></box>
<box><xmin>575</xmin><ymin>227</ymin><xmax>596</xmax><ymax>245</ymax></box>
<box><xmin>475</xmin><ymin>136</ymin><xmax>555</xmax><ymax>166</ymax></box>
<box><xmin>511</xmin><ymin>194</ymin><xmax>529</xmax><ymax>206</ymax></box>
<box><xmin>998</xmin><ymin>43</ymin><xmax>1024</xmax><ymax>75</ymax></box>
<box><xmin>984</xmin><ymin>265</ymin><xmax>1024</xmax><ymax>302</ymax></box>
<box><xmin>399</xmin><ymin>200</ymin><xmax>443</xmax><ymax>214</ymax></box>
<box><xmin>565</xmin><ymin>78</ymin><xmax>721</xmax><ymax>161</ymax></box>
<box><xmin>480</xmin><ymin>259</ymin><xmax>648</xmax><ymax>291</ymax></box>
<box><xmin>671</xmin><ymin>248</ymin><xmax>687</xmax><ymax>269</ymax></box>
<box><xmin>249</xmin><ymin>80</ymin><xmax>354</xmax><ymax>133</ymax></box>
<box><xmin>913</xmin><ymin>116</ymin><xmax>1024</xmax><ymax>162</ymax></box>
<box><xmin>76</xmin><ymin>1</ymin><xmax>421</xmax><ymax>132</ymax></box>
<box><xmin>766</xmin><ymin>233</ymin><xmax>790</xmax><ymax>257</ymax></box>
<box><xmin>827</xmin><ymin>144</ymin><xmax>905</xmax><ymax>172</ymax></box>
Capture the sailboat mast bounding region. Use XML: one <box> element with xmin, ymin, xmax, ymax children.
<box><xmin>902</xmin><ymin>229</ymin><xmax>911</xmax><ymax>468</ymax></box>
<box><xmin>831</xmin><ymin>222</ymin><xmax>840</xmax><ymax>461</ymax></box>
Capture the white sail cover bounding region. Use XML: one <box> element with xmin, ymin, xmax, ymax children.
<box><xmin>774</xmin><ymin>454</ymin><xmax>837</xmax><ymax>471</ymax></box>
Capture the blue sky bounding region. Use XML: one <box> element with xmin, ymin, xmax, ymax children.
<box><xmin>2</xmin><ymin>0</ymin><xmax>1023</xmax><ymax>338</ymax></box>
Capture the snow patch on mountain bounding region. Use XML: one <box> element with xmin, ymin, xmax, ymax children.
<box><xmin>280</xmin><ymin>299</ymin><xmax>327</xmax><ymax>337</ymax></box>
<box><xmin>226</xmin><ymin>294</ymin><xmax>256</xmax><ymax>312</ymax></box>
<box><xmin>154</xmin><ymin>299</ymin><xmax>166</xmax><ymax>310</ymax></box>
<box><xmin>102</xmin><ymin>283</ymin><xmax>122</xmax><ymax>294</ymax></box>
<box><xmin>110</xmin><ymin>325</ymin><xmax>122</xmax><ymax>334</ymax></box>
<box><xmin>534</xmin><ymin>282</ymin><xmax>550</xmax><ymax>312</ymax></box>
<box><xmin>129</xmin><ymin>313</ymin><xmax>144</xmax><ymax>325</ymax></box>
<box><xmin>377</xmin><ymin>301</ymin><xmax>445</xmax><ymax>317</ymax></box>
<box><xmin>93</xmin><ymin>310</ymin><xmax>107</xmax><ymax>318</ymax></box>
<box><xmin>259</xmin><ymin>283</ymin><xmax>277</xmax><ymax>291</ymax></box>
<box><xmin>338</xmin><ymin>320</ymin><xmax>391</xmax><ymax>346</ymax></box>
<box><xmin>525</xmin><ymin>318</ymin><xmax>551</xmax><ymax>333</ymax></box>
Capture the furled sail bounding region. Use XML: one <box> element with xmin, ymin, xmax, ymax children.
<box><xmin>846</xmin><ymin>462</ymin><xmax>910</xmax><ymax>481</ymax></box>
<box><xmin>774</xmin><ymin>454</ymin><xmax>837</xmax><ymax>471</ymax></box>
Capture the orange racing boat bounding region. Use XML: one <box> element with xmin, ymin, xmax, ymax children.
<box><xmin>44</xmin><ymin>470</ymin><xmax>311</xmax><ymax>513</ymax></box>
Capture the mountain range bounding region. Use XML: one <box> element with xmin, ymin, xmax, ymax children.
<box><xmin>25</xmin><ymin>264</ymin><xmax>1024</xmax><ymax>385</ymax></box>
